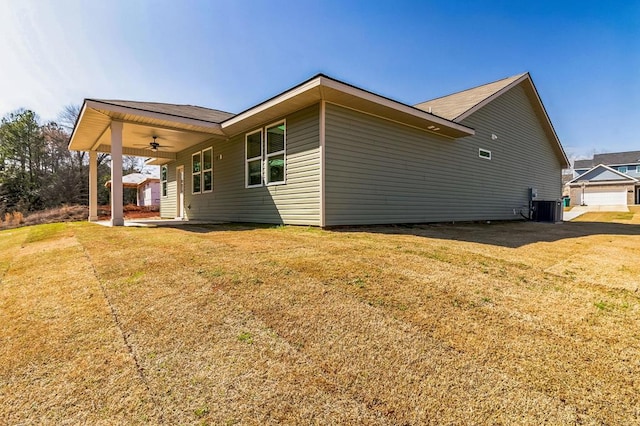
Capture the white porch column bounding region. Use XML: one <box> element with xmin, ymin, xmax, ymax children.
<box><xmin>88</xmin><ymin>150</ymin><xmax>98</xmax><ymax>221</ymax></box>
<box><xmin>110</xmin><ymin>121</ymin><xmax>124</xmax><ymax>226</ymax></box>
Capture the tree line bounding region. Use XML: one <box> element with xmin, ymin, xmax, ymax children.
<box><xmin>0</xmin><ymin>106</ymin><xmax>142</xmax><ymax>217</ymax></box>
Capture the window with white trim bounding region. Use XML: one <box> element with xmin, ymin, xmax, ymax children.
<box><xmin>161</xmin><ymin>165</ymin><xmax>167</xmax><ymax>197</ymax></box>
<box><xmin>619</xmin><ymin>166</ymin><xmax>628</xmax><ymax>173</ymax></box>
<box><xmin>202</xmin><ymin>148</ymin><xmax>213</xmax><ymax>192</ymax></box>
<box><xmin>192</xmin><ymin>151</ymin><xmax>202</xmax><ymax>194</ymax></box>
<box><xmin>479</xmin><ymin>148</ymin><xmax>491</xmax><ymax>160</ymax></box>
<box><xmin>245</xmin><ymin>122</ymin><xmax>286</xmax><ymax>187</ymax></box>
<box><xmin>265</xmin><ymin>122</ymin><xmax>286</xmax><ymax>184</ymax></box>
<box><xmin>246</xmin><ymin>129</ymin><xmax>263</xmax><ymax>187</ymax></box>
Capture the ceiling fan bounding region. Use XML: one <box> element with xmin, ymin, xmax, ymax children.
<box><xmin>134</xmin><ymin>136</ymin><xmax>174</xmax><ymax>152</ymax></box>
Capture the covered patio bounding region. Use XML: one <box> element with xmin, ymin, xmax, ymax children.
<box><xmin>68</xmin><ymin>100</ymin><xmax>232</xmax><ymax>225</ymax></box>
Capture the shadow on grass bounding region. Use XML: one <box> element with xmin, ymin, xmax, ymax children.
<box><xmin>329</xmin><ymin>220</ymin><xmax>640</xmax><ymax>248</ymax></box>
<box><xmin>151</xmin><ymin>222</ymin><xmax>282</xmax><ymax>234</ymax></box>
<box><xmin>135</xmin><ymin>219</ymin><xmax>640</xmax><ymax>248</ymax></box>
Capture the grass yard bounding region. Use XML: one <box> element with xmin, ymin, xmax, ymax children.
<box><xmin>1</xmin><ymin>220</ymin><xmax>639</xmax><ymax>424</ymax></box>
<box><xmin>572</xmin><ymin>206</ymin><xmax>640</xmax><ymax>224</ymax></box>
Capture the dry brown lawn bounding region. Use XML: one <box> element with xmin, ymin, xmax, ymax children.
<box><xmin>1</xmin><ymin>219</ymin><xmax>639</xmax><ymax>424</ymax></box>
<box><xmin>572</xmin><ymin>206</ymin><xmax>640</xmax><ymax>225</ymax></box>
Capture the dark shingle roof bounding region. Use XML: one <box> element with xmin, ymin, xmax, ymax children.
<box><xmin>573</xmin><ymin>159</ymin><xmax>593</xmax><ymax>169</ymax></box>
<box><xmin>574</xmin><ymin>150</ymin><xmax>640</xmax><ymax>169</ymax></box>
<box><xmin>90</xmin><ymin>99</ymin><xmax>235</xmax><ymax>123</ymax></box>
<box><xmin>592</xmin><ymin>150</ymin><xmax>640</xmax><ymax>166</ymax></box>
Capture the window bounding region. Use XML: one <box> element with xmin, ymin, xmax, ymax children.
<box><xmin>161</xmin><ymin>165</ymin><xmax>167</xmax><ymax>197</ymax></box>
<box><xmin>191</xmin><ymin>148</ymin><xmax>214</xmax><ymax>194</ymax></box>
<box><xmin>479</xmin><ymin>148</ymin><xmax>492</xmax><ymax>160</ymax></box>
<box><xmin>265</xmin><ymin>122</ymin><xmax>286</xmax><ymax>184</ymax></box>
<box><xmin>202</xmin><ymin>148</ymin><xmax>213</xmax><ymax>192</ymax></box>
<box><xmin>192</xmin><ymin>152</ymin><xmax>202</xmax><ymax>194</ymax></box>
<box><xmin>245</xmin><ymin>122</ymin><xmax>286</xmax><ymax>187</ymax></box>
<box><xmin>619</xmin><ymin>166</ymin><xmax>628</xmax><ymax>173</ymax></box>
<box><xmin>246</xmin><ymin>130</ymin><xmax>263</xmax><ymax>187</ymax></box>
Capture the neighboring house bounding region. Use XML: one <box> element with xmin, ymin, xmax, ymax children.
<box><xmin>106</xmin><ymin>172</ymin><xmax>161</xmax><ymax>208</ymax></box>
<box><xmin>68</xmin><ymin>72</ymin><xmax>568</xmax><ymax>226</ymax></box>
<box><xmin>566</xmin><ymin>151</ymin><xmax>640</xmax><ymax>206</ymax></box>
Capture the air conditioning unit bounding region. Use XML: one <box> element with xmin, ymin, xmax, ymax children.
<box><xmin>531</xmin><ymin>200</ymin><xmax>563</xmax><ymax>222</ymax></box>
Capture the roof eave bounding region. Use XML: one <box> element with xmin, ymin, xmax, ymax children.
<box><xmin>221</xmin><ymin>75</ymin><xmax>475</xmax><ymax>139</ymax></box>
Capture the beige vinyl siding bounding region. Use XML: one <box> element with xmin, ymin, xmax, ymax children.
<box><xmin>165</xmin><ymin>104</ymin><xmax>320</xmax><ymax>225</ymax></box>
<box><xmin>160</xmin><ymin>162</ymin><xmax>177</xmax><ymax>218</ymax></box>
<box><xmin>324</xmin><ymin>84</ymin><xmax>563</xmax><ymax>226</ymax></box>
<box><xmin>459</xmin><ymin>84</ymin><xmax>562</xmax><ymax>201</ymax></box>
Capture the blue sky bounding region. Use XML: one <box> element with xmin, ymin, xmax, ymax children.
<box><xmin>0</xmin><ymin>0</ymin><xmax>638</xmax><ymax>162</ymax></box>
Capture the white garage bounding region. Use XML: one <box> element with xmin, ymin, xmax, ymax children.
<box><xmin>582</xmin><ymin>190</ymin><xmax>627</xmax><ymax>206</ymax></box>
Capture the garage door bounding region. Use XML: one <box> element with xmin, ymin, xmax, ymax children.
<box><xmin>582</xmin><ymin>190</ymin><xmax>627</xmax><ymax>205</ymax></box>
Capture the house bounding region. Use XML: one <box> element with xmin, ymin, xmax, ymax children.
<box><xmin>566</xmin><ymin>151</ymin><xmax>640</xmax><ymax>206</ymax></box>
<box><xmin>105</xmin><ymin>172</ymin><xmax>161</xmax><ymax>208</ymax></box>
<box><xmin>68</xmin><ymin>72</ymin><xmax>568</xmax><ymax>226</ymax></box>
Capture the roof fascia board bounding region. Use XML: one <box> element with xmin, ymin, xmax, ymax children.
<box><xmin>85</xmin><ymin>100</ymin><xmax>224</xmax><ymax>133</ymax></box>
<box><xmin>68</xmin><ymin>101</ymin><xmax>89</xmax><ymax>150</ymax></box>
<box><xmin>221</xmin><ymin>74</ymin><xmax>474</xmax><ymax>137</ymax></box>
<box><xmin>523</xmin><ymin>76</ymin><xmax>570</xmax><ymax>167</ymax></box>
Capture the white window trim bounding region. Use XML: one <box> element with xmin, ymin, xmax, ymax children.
<box><xmin>202</xmin><ymin>147</ymin><xmax>213</xmax><ymax>193</ymax></box>
<box><xmin>192</xmin><ymin>151</ymin><xmax>202</xmax><ymax>194</ymax></box>
<box><xmin>245</xmin><ymin>129</ymin><xmax>263</xmax><ymax>188</ymax></box>
<box><xmin>479</xmin><ymin>148</ymin><xmax>492</xmax><ymax>160</ymax></box>
<box><xmin>265</xmin><ymin>120</ymin><xmax>286</xmax><ymax>186</ymax></box>
<box><xmin>161</xmin><ymin>165</ymin><xmax>168</xmax><ymax>197</ymax></box>
<box><xmin>619</xmin><ymin>166</ymin><xmax>628</xmax><ymax>173</ymax></box>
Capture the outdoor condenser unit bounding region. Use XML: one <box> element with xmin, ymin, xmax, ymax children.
<box><xmin>531</xmin><ymin>200</ymin><xmax>563</xmax><ymax>222</ymax></box>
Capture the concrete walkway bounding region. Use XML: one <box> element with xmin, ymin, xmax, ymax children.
<box><xmin>563</xmin><ymin>205</ymin><xmax>629</xmax><ymax>221</ymax></box>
